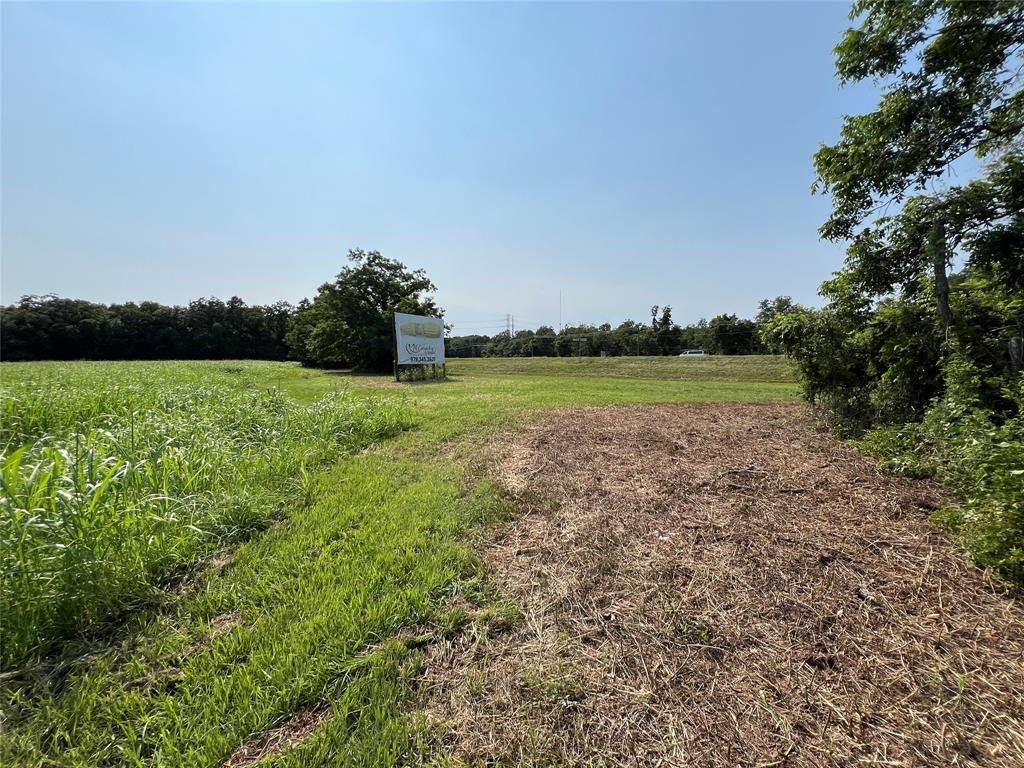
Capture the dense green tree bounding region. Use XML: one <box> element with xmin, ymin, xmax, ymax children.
<box><xmin>1</xmin><ymin>252</ymin><xmax>445</xmax><ymax>368</ymax></box>
<box><xmin>512</xmin><ymin>330</ymin><xmax>539</xmax><ymax>356</ymax></box>
<box><xmin>757</xmin><ymin>296</ymin><xmax>798</xmax><ymax>353</ymax></box>
<box><xmin>553</xmin><ymin>324</ymin><xmax>595</xmax><ymax>357</ymax></box>
<box><xmin>445</xmin><ymin>310</ymin><xmax>774</xmax><ymax>359</ymax></box>
<box><xmin>481</xmin><ymin>330</ymin><xmax>527</xmax><ymax>357</ymax></box>
<box><xmin>705</xmin><ymin>314</ymin><xmax>759</xmax><ymax>355</ymax></box>
<box><xmin>814</xmin><ymin>0</ymin><xmax>1024</xmax><ymax>338</ymax></box>
<box><xmin>648</xmin><ymin>305</ymin><xmax>682</xmax><ymax>355</ymax></box>
<box><xmin>533</xmin><ymin>326</ymin><xmax>557</xmax><ymax>356</ymax></box>
<box><xmin>297</xmin><ymin>250</ymin><xmax>442</xmax><ymax>371</ymax></box>
<box><xmin>678</xmin><ymin>319</ymin><xmax>710</xmax><ymax>352</ymax></box>
<box><xmin>1</xmin><ymin>296</ymin><xmax>105</xmax><ymax>360</ymax></box>
<box><xmin>609</xmin><ymin>320</ymin><xmax>645</xmax><ymax>355</ymax></box>
<box><xmin>778</xmin><ymin>0</ymin><xmax>1024</xmax><ymax>427</ymax></box>
<box><xmin>756</xmin><ymin>296</ymin><xmax>796</xmax><ymax>326</ymax></box>
<box><xmin>107</xmin><ymin>301</ymin><xmax>184</xmax><ymax>358</ymax></box>
<box><xmin>768</xmin><ymin>0</ymin><xmax>1024</xmax><ymax>583</ymax></box>
<box><xmin>446</xmin><ymin>333</ymin><xmax>490</xmax><ymax>358</ymax></box>
<box><xmin>283</xmin><ymin>299</ymin><xmax>319</xmax><ymax>366</ymax></box>
<box><xmin>257</xmin><ymin>301</ymin><xmax>294</xmax><ymax>360</ymax></box>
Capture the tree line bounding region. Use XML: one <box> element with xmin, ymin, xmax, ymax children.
<box><xmin>3</xmin><ymin>253</ymin><xmax>790</xmax><ymax>365</ymax></box>
<box><xmin>447</xmin><ymin>299</ymin><xmax>794</xmax><ymax>358</ymax></box>
<box><xmin>1</xmin><ymin>295</ymin><xmax>293</xmax><ymax>362</ymax></box>
<box><xmin>0</xmin><ymin>250</ymin><xmax>442</xmax><ymax>369</ymax></box>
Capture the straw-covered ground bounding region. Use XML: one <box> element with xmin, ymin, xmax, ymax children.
<box><xmin>419</xmin><ymin>403</ymin><xmax>1024</xmax><ymax>767</ymax></box>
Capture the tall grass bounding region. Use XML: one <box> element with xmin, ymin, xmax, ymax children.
<box><xmin>0</xmin><ymin>362</ymin><xmax>409</xmax><ymax>667</ymax></box>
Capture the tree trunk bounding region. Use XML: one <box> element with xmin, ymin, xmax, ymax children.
<box><xmin>929</xmin><ymin>219</ymin><xmax>954</xmax><ymax>341</ymax></box>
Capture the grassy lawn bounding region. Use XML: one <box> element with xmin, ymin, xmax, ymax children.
<box><xmin>0</xmin><ymin>358</ymin><xmax>799</xmax><ymax>767</ymax></box>
<box><xmin>442</xmin><ymin>354</ymin><xmax>795</xmax><ymax>383</ymax></box>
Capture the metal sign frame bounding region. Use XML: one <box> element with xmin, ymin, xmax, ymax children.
<box><xmin>392</xmin><ymin>311</ymin><xmax>446</xmax><ymax>382</ymax></box>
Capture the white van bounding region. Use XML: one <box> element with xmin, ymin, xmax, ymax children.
<box><xmin>679</xmin><ymin>349</ymin><xmax>707</xmax><ymax>357</ymax></box>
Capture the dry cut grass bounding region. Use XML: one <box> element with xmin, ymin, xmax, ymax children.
<box><xmin>419</xmin><ymin>403</ymin><xmax>1024</xmax><ymax>767</ymax></box>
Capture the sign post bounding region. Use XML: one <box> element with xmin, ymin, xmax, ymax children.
<box><xmin>392</xmin><ymin>312</ymin><xmax>400</xmax><ymax>382</ymax></box>
<box><xmin>393</xmin><ymin>311</ymin><xmax>445</xmax><ymax>381</ymax></box>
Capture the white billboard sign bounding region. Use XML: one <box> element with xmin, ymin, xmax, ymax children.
<box><xmin>394</xmin><ymin>312</ymin><xmax>445</xmax><ymax>365</ymax></box>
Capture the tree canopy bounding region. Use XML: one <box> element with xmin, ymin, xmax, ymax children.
<box><xmin>769</xmin><ymin>0</ymin><xmax>1024</xmax><ymax>427</ymax></box>
<box><xmin>0</xmin><ymin>295</ymin><xmax>292</xmax><ymax>362</ymax></box>
<box><xmin>814</xmin><ymin>0</ymin><xmax>1024</xmax><ymax>329</ymax></box>
<box><xmin>291</xmin><ymin>249</ymin><xmax>443</xmax><ymax>371</ymax></box>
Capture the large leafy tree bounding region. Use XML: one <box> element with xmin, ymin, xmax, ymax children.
<box><xmin>756</xmin><ymin>297</ymin><xmax>798</xmax><ymax>353</ymax></box>
<box><xmin>706</xmin><ymin>313</ymin><xmax>759</xmax><ymax>355</ymax></box>
<box><xmin>649</xmin><ymin>305</ymin><xmax>682</xmax><ymax>354</ymax></box>
<box><xmin>815</xmin><ymin>0</ymin><xmax>1024</xmax><ymax>336</ymax></box>
<box><xmin>293</xmin><ymin>249</ymin><xmax>443</xmax><ymax>371</ymax></box>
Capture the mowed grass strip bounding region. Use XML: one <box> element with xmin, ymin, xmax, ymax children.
<box><xmin>1</xmin><ymin>359</ymin><xmax>799</xmax><ymax>767</ymax></box>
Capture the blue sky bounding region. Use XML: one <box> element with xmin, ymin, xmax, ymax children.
<box><xmin>2</xmin><ymin>2</ymin><xmax>880</xmax><ymax>334</ymax></box>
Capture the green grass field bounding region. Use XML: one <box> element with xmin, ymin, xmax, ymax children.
<box><xmin>0</xmin><ymin>358</ymin><xmax>799</xmax><ymax>767</ymax></box>
<box><xmin>445</xmin><ymin>354</ymin><xmax>795</xmax><ymax>383</ymax></box>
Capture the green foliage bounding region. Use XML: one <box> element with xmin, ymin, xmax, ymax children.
<box><xmin>860</xmin><ymin>375</ymin><xmax>1024</xmax><ymax>584</ymax></box>
<box><xmin>0</xmin><ymin>362</ymin><xmax>410</xmax><ymax>666</ymax></box>
<box><xmin>811</xmin><ymin>0</ymin><xmax>1019</xmax><ymax>399</ymax></box>
<box><xmin>0</xmin><ymin>252</ymin><xmax>446</xmax><ymax>375</ymax></box>
<box><xmin>756</xmin><ymin>297</ymin><xmax>798</xmax><ymax>353</ymax></box>
<box><xmin>292</xmin><ymin>250</ymin><xmax>443</xmax><ymax>372</ymax></box>
<box><xmin>448</xmin><ymin>305</ymin><xmax>767</xmax><ymax>358</ymax></box>
<box><xmin>816</xmin><ymin>0</ymin><xmax>1024</xmax><ymax>244</ymax></box>
<box><xmin>766</xmin><ymin>283</ymin><xmax>1022</xmax><ymax>587</ymax></box>
<box><xmin>650</xmin><ymin>305</ymin><xmax>682</xmax><ymax>354</ymax></box>
<box><xmin>762</xmin><ymin>304</ymin><xmax>871</xmax><ymax>432</ymax></box>
<box><xmin>1</xmin><ymin>295</ymin><xmax>294</xmax><ymax>361</ymax></box>
<box><xmin>706</xmin><ymin>313</ymin><xmax>760</xmax><ymax>355</ymax></box>
<box><xmin>777</xmin><ymin>0</ymin><xmax>1024</xmax><ymax>585</ymax></box>
<box><xmin>765</xmin><ymin>265</ymin><xmax>1020</xmax><ymax>426</ymax></box>
<box><xmin>284</xmin><ymin>298</ymin><xmax>320</xmax><ymax>367</ymax></box>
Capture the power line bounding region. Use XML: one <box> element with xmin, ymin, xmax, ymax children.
<box><xmin>446</xmin><ymin>318</ymin><xmax>515</xmax><ymax>324</ymax></box>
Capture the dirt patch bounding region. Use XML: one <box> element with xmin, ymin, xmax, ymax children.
<box><xmin>222</xmin><ymin>703</ymin><xmax>330</xmax><ymax>768</ymax></box>
<box><xmin>419</xmin><ymin>403</ymin><xmax>1023</xmax><ymax>767</ymax></box>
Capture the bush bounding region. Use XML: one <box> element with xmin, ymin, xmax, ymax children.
<box><xmin>860</xmin><ymin>375</ymin><xmax>1024</xmax><ymax>585</ymax></box>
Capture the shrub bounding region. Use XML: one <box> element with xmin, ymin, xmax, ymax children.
<box><xmin>860</xmin><ymin>375</ymin><xmax>1024</xmax><ymax>585</ymax></box>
